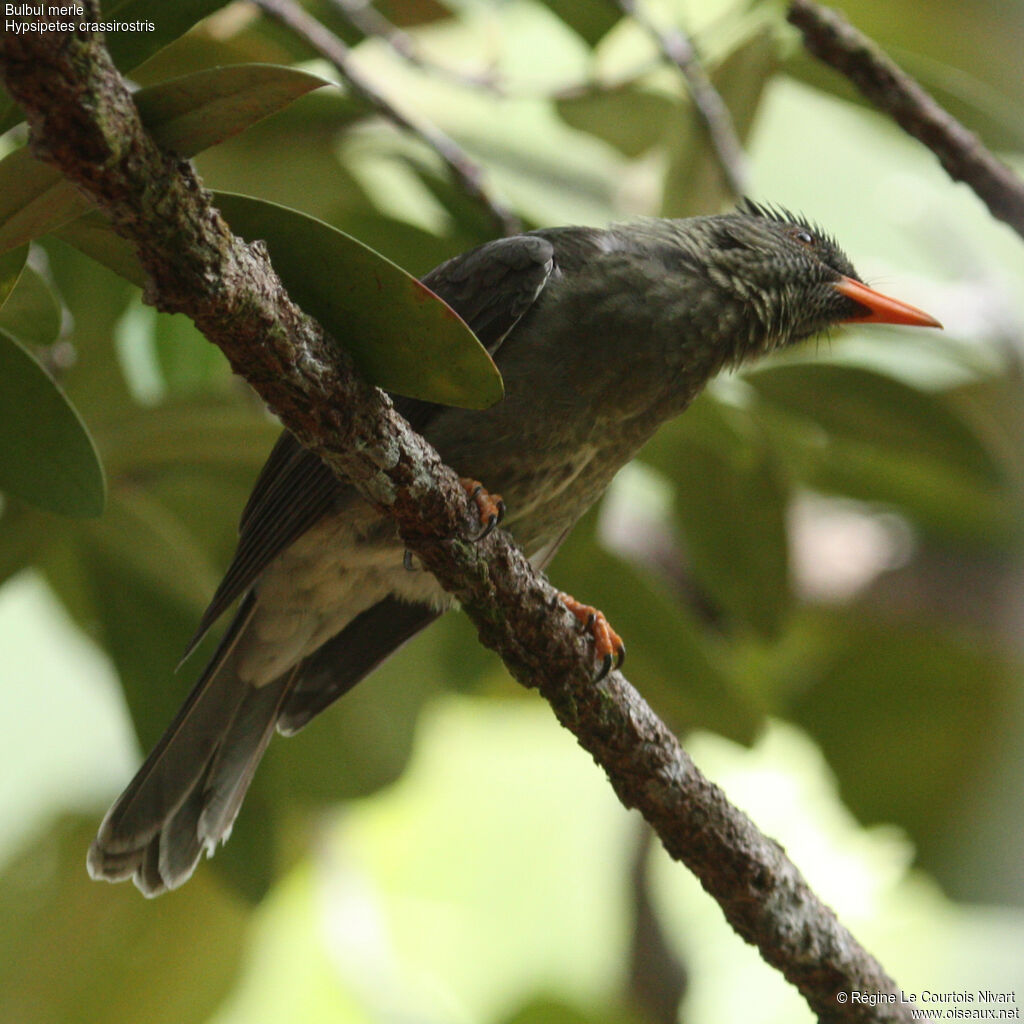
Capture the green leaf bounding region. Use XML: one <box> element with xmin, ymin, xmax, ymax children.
<box><xmin>785</xmin><ymin>610</ymin><xmax>1016</xmax><ymax>901</ymax></box>
<box><xmin>537</xmin><ymin>0</ymin><xmax>621</xmax><ymax>46</ymax></box>
<box><xmin>641</xmin><ymin>396</ymin><xmax>792</xmax><ymax>638</ymax></box>
<box><xmin>400</xmin><ymin>155</ymin><xmax>511</xmax><ymax>247</ymax></box>
<box><xmin>81</xmin><ymin>489</ymin><xmax>221</xmax><ymax>611</ymax></box>
<box><xmin>747</xmin><ymin>362</ymin><xmax>1003</xmax><ymax>478</ymax></box>
<box><xmin>38</xmin><ymin>235</ymin><xmax>138</xmax><ymax>418</ymax></box>
<box><xmin>132</xmin><ymin>64</ymin><xmax>332</xmax><ymax>155</ymax></box>
<box><xmin>0</xmin><ymin>64</ymin><xmax>330</xmax><ymax>254</ymax></box>
<box><xmin>0</xmin><ymin>150</ymin><xmax>91</xmax><ymax>259</ymax></box>
<box><xmin>101</xmin><ymin>0</ymin><xmax>229</xmax><ymax>74</ymax></box>
<box><xmin>555</xmin><ymin>85</ymin><xmax>680</xmax><ymax>159</ymax></box>
<box><xmin>0</xmin><ymin>264</ymin><xmax>62</xmax><ymax>345</ymax></box>
<box><xmin>214</xmin><ymin>195</ymin><xmax>502</xmax><ymax>408</ymax></box>
<box><xmin>0</xmin><ymin>245</ymin><xmax>26</xmax><ymax>309</ymax></box>
<box><xmin>0</xmin><ymin>329</ymin><xmax>105</xmax><ymax>517</ymax></box>
<box><xmin>51</xmin><ymin>212</ymin><xmax>148</xmax><ymax>288</ymax></box>
<box><xmin>0</xmin><ymin>501</ymin><xmax>51</xmax><ymax>588</ymax></box>
<box><xmin>0</xmin><ymin>0</ymin><xmax>231</xmax><ymax>134</ymax></box>
<box><xmin>784</xmin><ymin>41</ymin><xmax>1024</xmax><ymax>152</ymax></box>
<box><xmin>93</xmin><ymin>400</ymin><xmax>278</xmax><ymax>478</ymax></box>
<box><xmin>748</xmin><ymin>362</ymin><xmax>1012</xmax><ymax>543</ymax></box>
<box><xmin>0</xmin><ymin>816</ymin><xmax>247</xmax><ymax>1024</ymax></box>
<box><xmin>62</xmin><ymin>540</ymin><xmax>215</xmax><ymax>752</ymax></box>
<box><xmin>57</xmin><ymin>194</ymin><xmax>504</xmax><ymax>408</ymax></box>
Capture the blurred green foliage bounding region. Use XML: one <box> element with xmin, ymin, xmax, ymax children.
<box><xmin>2</xmin><ymin>0</ymin><xmax>1024</xmax><ymax>1021</ymax></box>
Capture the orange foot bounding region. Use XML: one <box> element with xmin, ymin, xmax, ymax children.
<box><xmin>460</xmin><ymin>478</ymin><xmax>505</xmax><ymax>540</ymax></box>
<box><xmin>560</xmin><ymin>593</ymin><xmax>626</xmax><ymax>681</ymax></box>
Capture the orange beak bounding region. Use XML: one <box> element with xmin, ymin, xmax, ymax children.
<box><xmin>834</xmin><ymin>276</ymin><xmax>942</xmax><ymax>328</ymax></box>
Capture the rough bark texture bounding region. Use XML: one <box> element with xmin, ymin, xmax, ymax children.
<box><xmin>1</xmin><ymin>10</ymin><xmax>923</xmax><ymax>1022</ymax></box>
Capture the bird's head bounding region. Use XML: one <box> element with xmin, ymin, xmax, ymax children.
<box><xmin>699</xmin><ymin>199</ymin><xmax>941</xmax><ymax>351</ymax></box>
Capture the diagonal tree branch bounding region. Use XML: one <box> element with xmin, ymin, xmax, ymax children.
<box><xmin>326</xmin><ymin>0</ymin><xmax>503</xmax><ymax>93</ymax></box>
<box><xmin>1</xmin><ymin>12</ymin><xmax>922</xmax><ymax>1023</ymax></box>
<box><xmin>788</xmin><ymin>0</ymin><xmax>1024</xmax><ymax>242</ymax></box>
<box><xmin>253</xmin><ymin>0</ymin><xmax>520</xmax><ymax>237</ymax></box>
<box><xmin>611</xmin><ymin>0</ymin><xmax>750</xmax><ymax>197</ymax></box>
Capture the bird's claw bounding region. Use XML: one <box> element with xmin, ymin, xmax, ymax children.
<box><xmin>559</xmin><ymin>593</ymin><xmax>625</xmax><ymax>680</ymax></box>
<box><xmin>460</xmin><ymin>478</ymin><xmax>505</xmax><ymax>541</ymax></box>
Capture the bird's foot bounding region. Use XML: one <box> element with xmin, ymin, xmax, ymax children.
<box><xmin>460</xmin><ymin>478</ymin><xmax>505</xmax><ymax>541</ymax></box>
<box><xmin>559</xmin><ymin>593</ymin><xmax>626</xmax><ymax>681</ymax></box>
<box><xmin>403</xmin><ymin>479</ymin><xmax>504</xmax><ymax>568</ymax></box>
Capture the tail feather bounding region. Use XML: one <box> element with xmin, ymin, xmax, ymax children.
<box><xmin>93</xmin><ymin>596</ymin><xmax>258</xmax><ymax>858</ymax></box>
<box><xmin>90</xmin><ymin>595</ymin><xmax>444</xmax><ymax>895</ymax></box>
<box><xmin>155</xmin><ymin>770</ymin><xmax>208</xmax><ymax>889</ymax></box>
<box><xmin>87</xmin><ymin>672</ymin><xmax>293</xmax><ymax>896</ymax></box>
<box><xmin>87</xmin><ymin>597</ymin><xmax>297</xmax><ymax>896</ymax></box>
<box><xmin>197</xmin><ymin>669</ymin><xmax>297</xmax><ymax>846</ymax></box>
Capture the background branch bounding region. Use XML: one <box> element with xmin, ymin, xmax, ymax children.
<box><xmin>788</xmin><ymin>0</ymin><xmax>1024</xmax><ymax>241</ymax></box>
<box><xmin>612</xmin><ymin>0</ymin><xmax>750</xmax><ymax>196</ymax></box>
<box><xmin>1</xmin><ymin>13</ymin><xmax>924</xmax><ymax>1023</ymax></box>
<box><xmin>327</xmin><ymin>0</ymin><xmax>503</xmax><ymax>92</ymax></box>
<box><xmin>253</xmin><ymin>0</ymin><xmax>520</xmax><ymax>237</ymax></box>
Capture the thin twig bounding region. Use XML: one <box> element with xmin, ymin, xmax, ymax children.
<box><xmin>253</xmin><ymin>0</ymin><xmax>520</xmax><ymax>237</ymax></box>
<box><xmin>1</xmin><ymin>12</ymin><xmax>925</xmax><ymax>1022</ymax></box>
<box><xmin>612</xmin><ymin>0</ymin><xmax>750</xmax><ymax>196</ymax></box>
<box><xmin>327</xmin><ymin>0</ymin><xmax>503</xmax><ymax>92</ymax></box>
<box><xmin>788</xmin><ymin>0</ymin><xmax>1024</xmax><ymax>241</ymax></box>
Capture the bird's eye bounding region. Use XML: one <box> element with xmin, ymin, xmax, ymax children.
<box><xmin>790</xmin><ymin>228</ymin><xmax>815</xmax><ymax>246</ymax></box>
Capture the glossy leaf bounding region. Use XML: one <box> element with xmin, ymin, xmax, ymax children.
<box><xmin>0</xmin><ymin>64</ymin><xmax>330</xmax><ymax>254</ymax></box>
<box><xmin>214</xmin><ymin>192</ymin><xmax>499</xmax><ymax>408</ymax></box>
<box><xmin>0</xmin><ymin>0</ymin><xmax>230</xmax><ymax>135</ymax></box>
<box><xmin>0</xmin><ymin>329</ymin><xmax>105</xmax><ymax>517</ymax></box>
<box><xmin>0</xmin><ymin>264</ymin><xmax>62</xmax><ymax>345</ymax></box>
<box><xmin>58</xmin><ymin>193</ymin><xmax>504</xmax><ymax>408</ymax></box>
<box><xmin>51</xmin><ymin>212</ymin><xmax>148</xmax><ymax>288</ymax></box>
<box><xmin>132</xmin><ymin>64</ymin><xmax>332</xmax><ymax>155</ymax></box>
<box><xmin>38</xmin><ymin>234</ymin><xmax>139</xmax><ymax>419</ymax></box>
<box><xmin>0</xmin><ymin>245</ymin><xmax>26</xmax><ymax>309</ymax></box>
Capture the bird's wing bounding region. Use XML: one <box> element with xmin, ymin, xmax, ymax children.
<box><xmin>277</xmin><ymin>597</ymin><xmax>443</xmax><ymax>734</ymax></box>
<box><xmin>420</xmin><ymin>233</ymin><xmax>555</xmax><ymax>356</ymax></box>
<box><xmin>182</xmin><ymin>233</ymin><xmax>558</xmax><ymax>658</ymax></box>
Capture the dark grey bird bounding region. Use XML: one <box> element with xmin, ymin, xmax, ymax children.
<box><xmin>87</xmin><ymin>200</ymin><xmax>940</xmax><ymax>895</ymax></box>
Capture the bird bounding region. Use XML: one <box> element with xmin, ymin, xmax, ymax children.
<box><xmin>87</xmin><ymin>200</ymin><xmax>941</xmax><ymax>895</ymax></box>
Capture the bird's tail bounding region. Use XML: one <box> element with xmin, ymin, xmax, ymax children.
<box><xmin>86</xmin><ymin>596</ymin><xmax>294</xmax><ymax>897</ymax></box>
